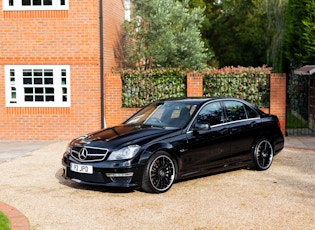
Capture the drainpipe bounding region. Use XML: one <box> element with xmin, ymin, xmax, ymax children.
<box><xmin>99</xmin><ymin>0</ymin><xmax>105</xmax><ymax>128</ymax></box>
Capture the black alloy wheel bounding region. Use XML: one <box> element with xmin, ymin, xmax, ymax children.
<box><xmin>142</xmin><ymin>151</ymin><xmax>176</xmax><ymax>193</ymax></box>
<box><xmin>252</xmin><ymin>139</ymin><xmax>274</xmax><ymax>170</ymax></box>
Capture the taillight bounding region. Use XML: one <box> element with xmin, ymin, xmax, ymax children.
<box><xmin>277</xmin><ymin>121</ymin><xmax>281</xmax><ymax>128</ymax></box>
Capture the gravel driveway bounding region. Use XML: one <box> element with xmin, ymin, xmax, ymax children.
<box><xmin>0</xmin><ymin>141</ymin><xmax>314</xmax><ymax>230</ymax></box>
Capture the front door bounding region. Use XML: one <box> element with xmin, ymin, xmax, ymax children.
<box><xmin>179</xmin><ymin>101</ymin><xmax>231</xmax><ymax>176</ymax></box>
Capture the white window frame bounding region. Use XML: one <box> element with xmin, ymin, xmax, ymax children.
<box><xmin>3</xmin><ymin>0</ymin><xmax>69</xmax><ymax>11</ymax></box>
<box><xmin>124</xmin><ymin>0</ymin><xmax>131</xmax><ymax>21</ymax></box>
<box><xmin>5</xmin><ymin>65</ymin><xmax>71</xmax><ymax>107</ymax></box>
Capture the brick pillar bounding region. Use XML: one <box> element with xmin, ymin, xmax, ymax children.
<box><xmin>187</xmin><ymin>73</ymin><xmax>203</xmax><ymax>97</ymax></box>
<box><xmin>104</xmin><ymin>73</ymin><xmax>123</xmax><ymax>127</ymax></box>
<box><xmin>104</xmin><ymin>73</ymin><xmax>139</xmax><ymax>127</ymax></box>
<box><xmin>269</xmin><ymin>73</ymin><xmax>286</xmax><ymax>135</ymax></box>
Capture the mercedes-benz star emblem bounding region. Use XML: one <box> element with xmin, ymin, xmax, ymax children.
<box><xmin>79</xmin><ymin>148</ymin><xmax>89</xmax><ymax>160</ymax></box>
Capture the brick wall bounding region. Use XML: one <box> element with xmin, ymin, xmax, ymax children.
<box><xmin>269</xmin><ymin>74</ymin><xmax>286</xmax><ymax>135</ymax></box>
<box><xmin>104</xmin><ymin>73</ymin><xmax>287</xmax><ymax>135</ymax></box>
<box><xmin>186</xmin><ymin>73</ymin><xmax>203</xmax><ymax>96</ymax></box>
<box><xmin>103</xmin><ymin>0</ymin><xmax>125</xmax><ymax>69</ymax></box>
<box><xmin>104</xmin><ymin>73</ymin><xmax>139</xmax><ymax>126</ymax></box>
<box><xmin>0</xmin><ymin>1</ymin><xmax>124</xmax><ymax>140</ymax></box>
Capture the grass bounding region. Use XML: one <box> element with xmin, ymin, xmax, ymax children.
<box><xmin>0</xmin><ymin>211</ymin><xmax>10</xmax><ymax>230</ymax></box>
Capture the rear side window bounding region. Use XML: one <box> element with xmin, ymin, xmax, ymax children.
<box><xmin>244</xmin><ymin>104</ymin><xmax>259</xmax><ymax>118</ymax></box>
<box><xmin>224</xmin><ymin>101</ymin><xmax>247</xmax><ymax>121</ymax></box>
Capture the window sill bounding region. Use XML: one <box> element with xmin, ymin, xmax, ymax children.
<box><xmin>3</xmin><ymin>10</ymin><xmax>68</xmax><ymax>18</ymax></box>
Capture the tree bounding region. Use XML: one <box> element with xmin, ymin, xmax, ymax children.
<box><xmin>283</xmin><ymin>0</ymin><xmax>309</xmax><ymax>71</ymax></box>
<box><xmin>265</xmin><ymin>0</ymin><xmax>287</xmax><ymax>73</ymax></box>
<box><xmin>302</xmin><ymin>0</ymin><xmax>315</xmax><ymax>63</ymax></box>
<box><xmin>184</xmin><ymin>0</ymin><xmax>287</xmax><ymax>71</ymax></box>
<box><xmin>206</xmin><ymin>0</ymin><xmax>268</xmax><ymax>67</ymax></box>
<box><xmin>122</xmin><ymin>0</ymin><xmax>211</xmax><ymax>70</ymax></box>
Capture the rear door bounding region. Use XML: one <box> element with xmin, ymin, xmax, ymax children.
<box><xmin>223</xmin><ymin>100</ymin><xmax>261</xmax><ymax>158</ymax></box>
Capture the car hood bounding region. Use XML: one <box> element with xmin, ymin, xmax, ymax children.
<box><xmin>71</xmin><ymin>124</ymin><xmax>177</xmax><ymax>150</ymax></box>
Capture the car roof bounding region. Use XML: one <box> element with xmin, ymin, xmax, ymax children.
<box><xmin>158</xmin><ymin>97</ymin><xmax>243</xmax><ymax>105</ymax></box>
<box><xmin>154</xmin><ymin>97</ymin><xmax>261</xmax><ymax>115</ymax></box>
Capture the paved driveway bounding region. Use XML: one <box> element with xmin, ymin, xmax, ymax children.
<box><xmin>0</xmin><ymin>141</ymin><xmax>314</xmax><ymax>229</ymax></box>
<box><xmin>0</xmin><ymin>141</ymin><xmax>55</xmax><ymax>164</ymax></box>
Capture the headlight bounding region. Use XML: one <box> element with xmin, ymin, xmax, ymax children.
<box><xmin>75</xmin><ymin>135</ymin><xmax>88</xmax><ymax>142</ymax></box>
<box><xmin>64</xmin><ymin>143</ymin><xmax>71</xmax><ymax>152</ymax></box>
<box><xmin>108</xmin><ymin>145</ymin><xmax>141</xmax><ymax>161</ymax></box>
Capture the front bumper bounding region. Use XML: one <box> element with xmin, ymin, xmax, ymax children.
<box><xmin>62</xmin><ymin>154</ymin><xmax>144</xmax><ymax>189</ymax></box>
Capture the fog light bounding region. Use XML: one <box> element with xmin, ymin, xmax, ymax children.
<box><xmin>106</xmin><ymin>173</ymin><xmax>133</xmax><ymax>183</ymax></box>
<box><xmin>106</xmin><ymin>172</ymin><xmax>134</xmax><ymax>177</ymax></box>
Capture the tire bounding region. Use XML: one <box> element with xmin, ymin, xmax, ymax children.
<box><xmin>141</xmin><ymin>151</ymin><xmax>176</xmax><ymax>193</ymax></box>
<box><xmin>251</xmin><ymin>139</ymin><xmax>274</xmax><ymax>170</ymax></box>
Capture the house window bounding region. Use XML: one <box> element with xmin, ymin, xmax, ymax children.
<box><xmin>5</xmin><ymin>65</ymin><xmax>70</xmax><ymax>107</ymax></box>
<box><xmin>3</xmin><ymin>0</ymin><xmax>68</xmax><ymax>11</ymax></box>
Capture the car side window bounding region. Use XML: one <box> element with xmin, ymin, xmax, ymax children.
<box><xmin>244</xmin><ymin>104</ymin><xmax>259</xmax><ymax>118</ymax></box>
<box><xmin>224</xmin><ymin>101</ymin><xmax>247</xmax><ymax>122</ymax></box>
<box><xmin>196</xmin><ymin>102</ymin><xmax>224</xmax><ymax>126</ymax></box>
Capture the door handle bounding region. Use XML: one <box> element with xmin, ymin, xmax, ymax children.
<box><xmin>218</xmin><ymin>128</ymin><xmax>229</xmax><ymax>135</ymax></box>
<box><xmin>230</xmin><ymin>127</ymin><xmax>239</xmax><ymax>133</ymax></box>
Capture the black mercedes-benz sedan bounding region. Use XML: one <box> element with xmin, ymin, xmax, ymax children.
<box><xmin>62</xmin><ymin>98</ymin><xmax>284</xmax><ymax>193</ymax></box>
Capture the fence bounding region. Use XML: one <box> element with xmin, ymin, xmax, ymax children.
<box><xmin>287</xmin><ymin>74</ymin><xmax>315</xmax><ymax>136</ymax></box>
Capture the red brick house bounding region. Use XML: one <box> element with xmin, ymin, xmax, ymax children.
<box><xmin>0</xmin><ymin>1</ymin><xmax>287</xmax><ymax>140</ymax></box>
<box><xmin>0</xmin><ymin>0</ymin><xmax>130</xmax><ymax>140</ymax></box>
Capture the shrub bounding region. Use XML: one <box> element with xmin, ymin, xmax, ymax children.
<box><xmin>120</xmin><ymin>66</ymin><xmax>272</xmax><ymax>108</ymax></box>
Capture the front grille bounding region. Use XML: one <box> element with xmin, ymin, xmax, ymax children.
<box><xmin>67</xmin><ymin>168</ymin><xmax>107</xmax><ymax>183</ymax></box>
<box><xmin>109</xmin><ymin>176</ymin><xmax>133</xmax><ymax>184</ymax></box>
<box><xmin>70</xmin><ymin>146</ymin><xmax>108</xmax><ymax>162</ymax></box>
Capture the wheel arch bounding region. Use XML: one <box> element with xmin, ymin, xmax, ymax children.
<box><xmin>138</xmin><ymin>142</ymin><xmax>179</xmax><ymax>167</ymax></box>
<box><xmin>250</xmin><ymin>126</ymin><xmax>277</xmax><ymax>152</ymax></box>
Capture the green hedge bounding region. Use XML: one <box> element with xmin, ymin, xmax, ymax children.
<box><xmin>121</xmin><ymin>68</ymin><xmax>186</xmax><ymax>107</ymax></box>
<box><xmin>202</xmin><ymin>66</ymin><xmax>271</xmax><ymax>107</ymax></box>
<box><xmin>120</xmin><ymin>66</ymin><xmax>271</xmax><ymax>108</ymax></box>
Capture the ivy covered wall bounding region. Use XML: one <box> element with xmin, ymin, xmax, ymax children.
<box><xmin>120</xmin><ymin>66</ymin><xmax>271</xmax><ymax>108</ymax></box>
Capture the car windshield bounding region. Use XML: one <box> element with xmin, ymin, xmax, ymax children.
<box><xmin>125</xmin><ymin>102</ymin><xmax>198</xmax><ymax>128</ymax></box>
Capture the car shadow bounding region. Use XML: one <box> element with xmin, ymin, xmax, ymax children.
<box><xmin>55</xmin><ymin>168</ymin><xmax>136</xmax><ymax>194</ymax></box>
<box><xmin>176</xmin><ymin>166</ymin><xmax>248</xmax><ymax>184</ymax></box>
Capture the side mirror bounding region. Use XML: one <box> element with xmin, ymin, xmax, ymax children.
<box><xmin>195</xmin><ymin>122</ymin><xmax>210</xmax><ymax>130</ymax></box>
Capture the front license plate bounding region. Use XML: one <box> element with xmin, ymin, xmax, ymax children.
<box><xmin>70</xmin><ymin>163</ymin><xmax>93</xmax><ymax>174</ymax></box>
